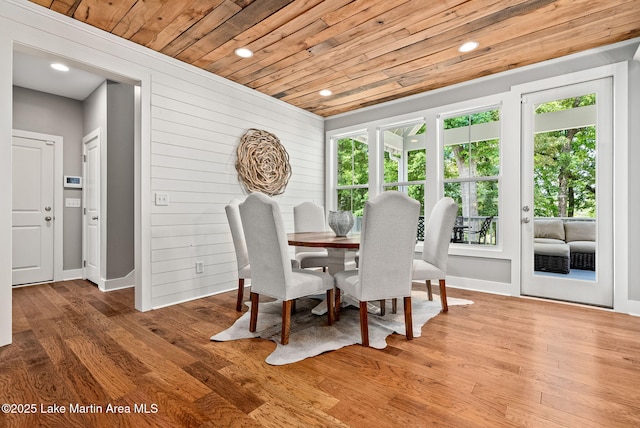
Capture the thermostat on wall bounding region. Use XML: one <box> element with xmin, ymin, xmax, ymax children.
<box><xmin>64</xmin><ymin>175</ymin><xmax>82</xmax><ymax>188</ymax></box>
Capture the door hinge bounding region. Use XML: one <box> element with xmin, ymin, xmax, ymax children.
<box><xmin>83</xmin><ymin>260</ymin><xmax>86</xmax><ymax>267</ymax></box>
<box><xmin>83</xmin><ymin>207</ymin><xmax>86</xmax><ymax>215</ymax></box>
<box><xmin>83</xmin><ymin>155</ymin><xmax>86</xmax><ymax>162</ymax></box>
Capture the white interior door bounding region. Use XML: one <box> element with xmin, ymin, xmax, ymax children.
<box><xmin>83</xmin><ymin>131</ymin><xmax>101</xmax><ymax>285</ymax></box>
<box><xmin>521</xmin><ymin>78</ymin><xmax>613</xmax><ymax>307</ymax></box>
<box><xmin>12</xmin><ymin>136</ymin><xmax>54</xmax><ymax>285</ymax></box>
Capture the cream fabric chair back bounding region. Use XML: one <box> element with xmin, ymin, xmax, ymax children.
<box><xmin>225</xmin><ymin>199</ymin><xmax>251</xmax><ymax>279</ymax></box>
<box><xmin>239</xmin><ymin>193</ymin><xmax>292</xmax><ymax>298</ymax></box>
<box><xmin>293</xmin><ymin>201</ymin><xmax>326</xmax><ymax>254</ymax></box>
<box><xmin>421</xmin><ymin>197</ymin><xmax>458</xmax><ymax>272</ymax></box>
<box><xmin>357</xmin><ymin>191</ymin><xmax>420</xmax><ymax>301</ymax></box>
<box><xmin>239</xmin><ymin>193</ymin><xmax>335</xmax><ymax>344</ymax></box>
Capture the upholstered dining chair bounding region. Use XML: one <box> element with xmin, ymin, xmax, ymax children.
<box><xmin>293</xmin><ymin>201</ymin><xmax>330</xmax><ymax>271</ymax></box>
<box><xmin>412</xmin><ymin>197</ymin><xmax>458</xmax><ymax>312</ymax></box>
<box><xmin>334</xmin><ymin>191</ymin><xmax>420</xmax><ymax>347</ymax></box>
<box><xmin>226</xmin><ymin>199</ymin><xmax>300</xmax><ymax>312</ymax></box>
<box><xmin>239</xmin><ymin>193</ymin><xmax>335</xmax><ymax>345</ymax></box>
<box><xmin>225</xmin><ymin>199</ymin><xmax>251</xmax><ymax>312</ymax></box>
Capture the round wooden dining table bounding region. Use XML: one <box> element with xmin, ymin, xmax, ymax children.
<box><xmin>287</xmin><ymin>231</ymin><xmax>359</xmax><ymax>249</ymax></box>
<box><xmin>287</xmin><ymin>232</ymin><xmax>359</xmax><ymax>275</ymax></box>
<box><xmin>287</xmin><ymin>232</ymin><xmax>378</xmax><ymax>315</ymax></box>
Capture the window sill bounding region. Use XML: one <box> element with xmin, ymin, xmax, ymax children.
<box><xmin>415</xmin><ymin>241</ymin><xmax>506</xmax><ymax>259</ymax></box>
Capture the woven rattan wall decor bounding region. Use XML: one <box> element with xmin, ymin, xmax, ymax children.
<box><xmin>235</xmin><ymin>128</ymin><xmax>292</xmax><ymax>196</ymax></box>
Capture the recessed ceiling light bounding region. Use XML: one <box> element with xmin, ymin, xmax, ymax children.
<box><xmin>319</xmin><ymin>89</ymin><xmax>332</xmax><ymax>96</ymax></box>
<box><xmin>458</xmin><ymin>41</ymin><xmax>479</xmax><ymax>53</ymax></box>
<box><xmin>50</xmin><ymin>63</ymin><xmax>69</xmax><ymax>72</ymax></box>
<box><xmin>234</xmin><ymin>48</ymin><xmax>253</xmax><ymax>58</ymax></box>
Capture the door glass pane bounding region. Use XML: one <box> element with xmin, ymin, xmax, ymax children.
<box><xmin>532</xmin><ymin>94</ymin><xmax>596</xmax><ymax>281</ymax></box>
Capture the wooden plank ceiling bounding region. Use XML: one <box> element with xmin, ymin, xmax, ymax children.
<box><xmin>30</xmin><ymin>0</ymin><xmax>640</xmax><ymax>117</ymax></box>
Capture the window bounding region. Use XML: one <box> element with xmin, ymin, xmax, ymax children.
<box><xmin>381</xmin><ymin>121</ymin><xmax>426</xmax><ymax>215</ymax></box>
<box><xmin>328</xmin><ymin>103</ymin><xmax>502</xmax><ymax>250</ymax></box>
<box><xmin>335</xmin><ymin>132</ymin><xmax>369</xmax><ymax>230</ymax></box>
<box><xmin>442</xmin><ymin>107</ymin><xmax>500</xmax><ymax>245</ymax></box>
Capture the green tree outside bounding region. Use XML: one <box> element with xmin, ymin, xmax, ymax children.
<box><xmin>533</xmin><ymin>95</ymin><xmax>596</xmax><ymax>218</ymax></box>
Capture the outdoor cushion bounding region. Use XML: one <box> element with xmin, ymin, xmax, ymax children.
<box><xmin>568</xmin><ymin>241</ymin><xmax>596</xmax><ymax>254</ymax></box>
<box><xmin>564</xmin><ymin>221</ymin><xmax>595</xmax><ymax>242</ymax></box>
<box><xmin>534</xmin><ymin>237</ymin><xmax>566</xmax><ymax>245</ymax></box>
<box><xmin>534</xmin><ymin>219</ymin><xmax>565</xmax><ymax>241</ymax></box>
<box><xmin>534</xmin><ymin>242</ymin><xmax>570</xmax><ymax>257</ymax></box>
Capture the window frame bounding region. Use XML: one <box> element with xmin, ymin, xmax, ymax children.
<box><xmin>327</xmin><ymin>128</ymin><xmax>371</xmax><ymax>220</ymax></box>
<box><xmin>439</xmin><ymin>103</ymin><xmax>502</xmax><ymax>247</ymax></box>
<box><xmin>326</xmin><ymin>94</ymin><xmax>507</xmax><ymax>256</ymax></box>
<box><xmin>379</xmin><ymin>118</ymin><xmax>427</xmax><ymax>215</ymax></box>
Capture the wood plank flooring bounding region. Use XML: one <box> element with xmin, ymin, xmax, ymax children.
<box><xmin>1</xmin><ymin>279</ymin><xmax>639</xmax><ymax>427</ymax></box>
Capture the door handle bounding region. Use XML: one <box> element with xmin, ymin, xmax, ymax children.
<box><xmin>521</xmin><ymin>217</ymin><xmax>530</xmax><ymax>223</ymax></box>
<box><xmin>45</xmin><ymin>216</ymin><xmax>52</xmax><ymax>221</ymax></box>
<box><xmin>92</xmin><ymin>216</ymin><xmax>99</xmax><ymax>220</ymax></box>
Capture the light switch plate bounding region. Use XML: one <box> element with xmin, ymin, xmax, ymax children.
<box><xmin>155</xmin><ymin>192</ymin><xmax>169</xmax><ymax>206</ymax></box>
<box><xmin>65</xmin><ymin>198</ymin><xmax>81</xmax><ymax>208</ymax></box>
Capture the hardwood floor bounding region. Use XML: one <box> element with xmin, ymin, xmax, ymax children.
<box><xmin>1</xmin><ymin>279</ymin><xmax>639</xmax><ymax>427</ymax></box>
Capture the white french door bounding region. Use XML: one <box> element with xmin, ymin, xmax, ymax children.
<box><xmin>521</xmin><ymin>78</ymin><xmax>613</xmax><ymax>307</ymax></box>
<box><xmin>11</xmin><ymin>136</ymin><xmax>55</xmax><ymax>285</ymax></box>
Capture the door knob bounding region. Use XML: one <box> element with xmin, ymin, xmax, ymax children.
<box><xmin>45</xmin><ymin>206</ymin><xmax>52</xmax><ymax>212</ymax></box>
<box><xmin>92</xmin><ymin>216</ymin><xmax>99</xmax><ymax>220</ymax></box>
<box><xmin>521</xmin><ymin>217</ymin><xmax>530</xmax><ymax>223</ymax></box>
<box><xmin>45</xmin><ymin>216</ymin><xmax>52</xmax><ymax>221</ymax></box>
<box><xmin>522</xmin><ymin>206</ymin><xmax>530</xmax><ymax>212</ymax></box>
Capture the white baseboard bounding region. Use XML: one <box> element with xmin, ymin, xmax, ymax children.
<box><xmin>445</xmin><ymin>275</ymin><xmax>512</xmax><ymax>296</ymax></box>
<box><xmin>626</xmin><ymin>298</ymin><xmax>640</xmax><ymax>317</ymax></box>
<box><xmin>152</xmin><ymin>285</ymin><xmax>237</xmax><ymax>310</ymax></box>
<box><xmin>62</xmin><ymin>269</ymin><xmax>83</xmax><ymax>281</ymax></box>
<box><xmin>102</xmin><ymin>270</ymin><xmax>135</xmax><ymax>292</ymax></box>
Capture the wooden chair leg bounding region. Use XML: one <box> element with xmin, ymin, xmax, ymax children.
<box><xmin>392</xmin><ymin>298</ymin><xmax>398</xmax><ymax>314</ymax></box>
<box><xmin>326</xmin><ymin>289</ymin><xmax>334</xmax><ymax>326</ymax></box>
<box><xmin>439</xmin><ymin>279</ymin><xmax>448</xmax><ymax>312</ymax></box>
<box><xmin>281</xmin><ymin>300</ymin><xmax>293</xmax><ymax>345</ymax></box>
<box><xmin>426</xmin><ymin>280</ymin><xmax>433</xmax><ymax>301</ymax></box>
<box><xmin>292</xmin><ymin>299</ymin><xmax>297</xmax><ymax>314</ymax></box>
<box><xmin>236</xmin><ymin>278</ymin><xmax>245</xmax><ymax>311</ymax></box>
<box><xmin>335</xmin><ymin>288</ymin><xmax>341</xmax><ymax>321</ymax></box>
<box><xmin>359</xmin><ymin>301</ymin><xmax>369</xmax><ymax>347</ymax></box>
<box><xmin>379</xmin><ymin>299</ymin><xmax>386</xmax><ymax>316</ymax></box>
<box><xmin>404</xmin><ymin>296</ymin><xmax>413</xmax><ymax>340</ymax></box>
<box><xmin>249</xmin><ymin>292</ymin><xmax>259</xmax><ymax>332</ymax></box>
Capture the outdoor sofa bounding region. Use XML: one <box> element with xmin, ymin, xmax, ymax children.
<box><xmin>534</xmin><ymin>218</ymin><xmax>596</xmax><ymax>274</ymax></box>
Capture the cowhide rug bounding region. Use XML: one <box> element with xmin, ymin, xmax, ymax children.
<box><xmin>211</xmin><ymin>290</ymin><xmax>473</xmax><ymax>365</ymax></box>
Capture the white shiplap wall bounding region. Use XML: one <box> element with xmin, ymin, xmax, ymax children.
<box><xmin>0</xmin><ymin>1</ymin><xmax>326</xmax><ymax>315</ymax></box>
<box><xmin>149</xmin><ymin>74</ymin><xmax>325</xmax><ymax>308</ymax></box>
